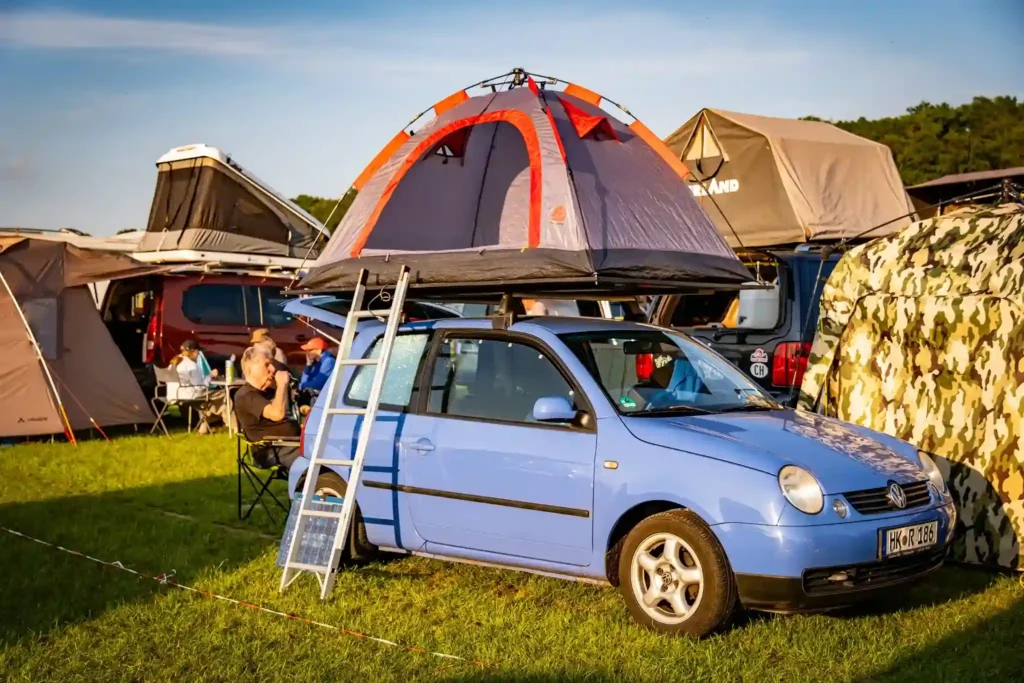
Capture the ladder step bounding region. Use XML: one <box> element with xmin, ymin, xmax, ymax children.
<box><xmin>317</xmin><ymin>458</ymin><xmax>356</xmax><ymax>467</ymax></box>
<box><xmin>286</xmin><ymin>562</ymin><xmax>332</xmax><ymax>574</ymax></box>
<box><xmin>352</xmin><ymin>309</ymin><xmax>393</xmax><ymax>320</ymax></box>
<box><xmin>325</xmin><ymin>407</ymin><xmax>366</xmax><ymax>416</ymax></box>
<box><xmin>299</xmin><ymin>508</ymin><xmax>345</xmax><ymax>519</ymax></box>
<box><xmin>338</xmin><ymin>358</ymin><xmax>379</xmax><ymax>367</ymax></box>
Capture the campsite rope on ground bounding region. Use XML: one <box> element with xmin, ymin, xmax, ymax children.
<box><xmin>1</xmin><ymin>526</ymin><xmax>487</xmax><ymax>668</ymax></box>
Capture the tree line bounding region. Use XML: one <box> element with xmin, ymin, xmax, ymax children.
<box><xmin>806</xmin><ymin>95</ymin><xmax>1023</xmax><ymax>187</ymax></box>
<box><xmin>293</xmin><ymin>95</ymin><xmax>1023</xmax><ymax>225</ymax></box>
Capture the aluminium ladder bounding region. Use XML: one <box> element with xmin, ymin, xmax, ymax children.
<box><xmin>279</xmin><ymin>266</ymin><xmax>411</xmax><ymax>599</ymax></box>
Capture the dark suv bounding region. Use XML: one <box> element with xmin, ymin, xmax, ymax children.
<box><xmin>648</xmin><ymin>248</ymin><xmax>841</xmax><ymax>406</ymax></box>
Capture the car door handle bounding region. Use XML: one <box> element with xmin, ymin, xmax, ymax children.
<box><xmin>402</xmin><ymin>438</ymin><xmax>435</xmax><ymax>453</ymax></box>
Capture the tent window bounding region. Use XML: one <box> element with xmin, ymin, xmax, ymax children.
<box><xmin>431</xmin><ymin>128</ymin><xmax>470</xmax><ymax>160</ymax></box>
<box><xmin>23</xmin><ymin>298</ymin><xmax>59</xmax><ymax>360</ymax></box>
<box><xmin>559</xmin><ymin>96</ymin><xmax>620</xmax><ymax>142</ymax></box>
<box><xmin>683</xmin><ymin>118</ymin><xmax>723</xmax><ymax>161</ymax></box>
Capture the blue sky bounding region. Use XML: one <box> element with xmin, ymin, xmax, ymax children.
<box><xmin>1</xmin><ymin>0</ymin><xmax>1021</xmax><ymax>235</ymax></box>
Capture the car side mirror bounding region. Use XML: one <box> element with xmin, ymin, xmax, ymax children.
<box><xmin>532</xmin><ymin>396</ymin><xmax>577</xmax><ymax>423</ymax></box>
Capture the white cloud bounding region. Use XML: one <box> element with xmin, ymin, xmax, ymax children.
<box><xmin>0</xmin><ymin>10</ymin><xmax>271</xmax><ymax>55</ymax></box>
<box><xmin>0</xmin><ymin>8</ymin><xmax>810</xmax><ymax>78</ymax></box>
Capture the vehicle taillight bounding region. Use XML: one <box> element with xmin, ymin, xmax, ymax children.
<box><xmin>143</xmin><ymin>310</ymin><xmax>159</xmax><ymax>364</ymax></box>
<box><xmin>772</xmin><ymin>342</ymin><xmax>811</xmax><ymax>387</ymax></box>
<box><xmin>635</xmin><ymin>353</ymin><xmax>654</xmax><ymax>381</ymax></box>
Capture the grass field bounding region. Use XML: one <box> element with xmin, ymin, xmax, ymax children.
<box><xmin>1</xmin><ymin>432</ymin><xmax>1022</xmax><ymax>682</ymax></box>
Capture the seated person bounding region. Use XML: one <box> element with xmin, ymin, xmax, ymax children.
<box><xmin>299</xmin><ymin>337</ymin><xmax>335</xmax><ymax>392</ymax></box>
<box><xmin>251</xmin><ymin>328</ymin><xmax>289</xmax><ymax>369</ymax></box>
<box><xmin>234</xmin><ymin>345</ymin><xmax>301</xmax><ymax>470</ymax></box>
<box><xmin>168</xmin><ymin>339</ymin><xmax>223</xmax><ymax>435</ymax></box>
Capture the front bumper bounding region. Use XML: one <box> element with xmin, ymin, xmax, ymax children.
<box><xmin>716</xmin><ymin>501</ymin><xmax>956</xmax><ymax>613</ymax></box>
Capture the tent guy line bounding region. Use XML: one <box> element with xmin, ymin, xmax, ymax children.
<box><xmin>1</xmin><ymin>526</ymin><xmax>489</xmax><ymax>668</ymax></box>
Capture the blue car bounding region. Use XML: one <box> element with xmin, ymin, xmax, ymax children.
<box><xmin>289</xmin><ymin>316</ymin><xmax>956</xmax><ymax>636</ymax></box>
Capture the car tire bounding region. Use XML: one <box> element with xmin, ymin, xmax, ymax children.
<box><xmin>617</xmin><ymin>509</ymin><xmax>737</xmax><ymax>637</ymax></box>
<box><xmin>295</xmin><ymin>471</ymin><xmax>377</xmax><ymax>563</ymax></box>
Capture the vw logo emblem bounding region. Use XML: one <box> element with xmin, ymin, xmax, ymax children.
<box><xmin>887</xmin><ymin>482</ymin><xmax>907</xmax><ymax>509</ymax></box>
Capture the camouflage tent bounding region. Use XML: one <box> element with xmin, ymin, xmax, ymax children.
<box><xmin>799</xmin><ymin>204</ymin><xmax>1024</xmax><ymax>571</ymax></box>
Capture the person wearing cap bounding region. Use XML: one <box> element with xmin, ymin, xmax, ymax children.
<box><xmin>167</xmin><ymin>339</ymin><xmax>224</xmax><ymax>434</ymax></box>
<box><xmin>298</xmin><ymin>336</ymin><xmax>335</xmax><ymax>393</ymax></box>
<box><xmin>250</xmin><ymin>328</ymin><xmax>288</xmax><ymax>369</ymax></box>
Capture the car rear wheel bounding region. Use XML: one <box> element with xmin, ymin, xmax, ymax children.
<box><xmin>294</xmin><ymin>471</ymin><xmax>377</xmax><ymax>563</ymax></box>
<box><xmin>617</xmin><ymin>509</ymin><xmax>737</xmax><ymax>636</ymax></box>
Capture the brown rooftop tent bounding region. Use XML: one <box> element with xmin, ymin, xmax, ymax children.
<box><xmin>301</xmin><ymin>70</ymin><xmax>750</xmax><ymax>295</ymax></box>
<box><xmin>663</xmin><ymin>109</ymin><xmax>915</xmax><ymax>248</ymax></box>
<box><xmin>0</xmin><ymin>237</ymin><xmax>158</xmax><ymax>439</ymax></box>
<box><xmin>137</xmin><ymin>144</ymin><xmax>329</xmax><ymax>260</ymax></box>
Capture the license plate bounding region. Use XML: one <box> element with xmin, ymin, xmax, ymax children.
<box><xmin>881</xmin><ymin>521</ymin><xmax>938</xmax><ymax>557</ymax></box>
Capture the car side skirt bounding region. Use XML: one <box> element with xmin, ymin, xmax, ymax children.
<box><xmin>377</xmin><ymin>546</ymin><xmax>611</xmax><ymax>586</ymax></box>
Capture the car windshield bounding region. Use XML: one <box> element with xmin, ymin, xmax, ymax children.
<box><xmin>559</xmin><ymin>330</ymin><xmax>780</xmax><ymax>415</ymax></box>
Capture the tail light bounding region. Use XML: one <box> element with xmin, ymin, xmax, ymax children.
<box><xmin>772</xmin><ymin>342</ymin><xmax>811</xmax><ymax>387</ymax></box>
<box><xmin>143</xmin><ymin>308</ymin><xmax>159</xmax><ymax>364</ymax></box>
<box><xmin>635</xmin><ymin>353</ymin><xmax>654</xmax><ymax>382</ymax></box>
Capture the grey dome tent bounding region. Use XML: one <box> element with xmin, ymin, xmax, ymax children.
<box><xmin>301</xmin><ymin>70</ymin><xmax>750</xmax><ymax>296</ymax></box>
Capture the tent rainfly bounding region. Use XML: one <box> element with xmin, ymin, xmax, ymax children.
<box><xmin>301</xmin><ymin>70</ymin><xmax>751</xmax><ymax>295</ymax></box>
<box><xmin>0</xmin><ymin>238</ymin><xmax>158</xmax><ymax>439</ymax></box>
<box><xmin>799</xmin><ymin>204</ymin><xmax>1024</xmax><ymax>571</ymax></box>
<box><xmin>663</xmin><ymin>109</ymin><xmax>915</xmax><ymax>248</ymax></box>
<box><xmin>137</xmin><ymin>144</ymin><xmax>329</xmax><ymax>260</ymax></box>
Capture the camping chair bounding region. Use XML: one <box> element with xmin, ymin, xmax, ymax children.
<box><xmin>234</xmin><ymin>414</ymin><xmax>293</xmax><ymax>523</ymax></box>
<box><xmin>150</xmin><ymin>365</ymin><xmax>210</xmax><ymax>435</ymax></box>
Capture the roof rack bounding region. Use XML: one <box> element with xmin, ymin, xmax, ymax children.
<box><xmin>131</xmin><ymin>249</ymin><xmax>309</xmax><ymax>271</ymax></box>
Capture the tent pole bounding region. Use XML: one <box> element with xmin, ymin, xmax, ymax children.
<box><xmin>0</xmin><ymin>271</ymin><xmax>77</xmax><ymax>445</ymax></box>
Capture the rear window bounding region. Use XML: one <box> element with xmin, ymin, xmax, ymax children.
<box><xmin>182</xmin><ymin>284</ymin><xmax>246</xmax><ymax>325</ymax></box>
<box><xmin>791</xmin><ymin>256</ymin><xmax>838</xmax><ymax>340</ymax></box>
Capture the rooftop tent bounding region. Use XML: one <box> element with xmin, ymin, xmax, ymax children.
<box><xmin>798</xmin><ymin>204</ymin><xmax>1024</xmax><ymax>570</ymax></box>
<box><xmin>664</xmin><ymin>109</ymin><xmax>915</xmax><ymax>248</ymax></box>
<box><xmin>0</xmin><ymin>238</ymin><xmax>158</xmax><ymax>438</ymax></box>
<box><xmin>301</xmin><ymin>70</ymin><xmax>750</xmax><ymax>296</ymax></box>
<box><xmin>137</xmin><ymin>144</ymin><xmax>329</xmax><ymax>261</ymax></box>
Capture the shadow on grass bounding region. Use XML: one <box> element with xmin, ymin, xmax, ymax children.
<box><xmin>855</xmin><ymin>592</ymin><xmax>1024</xmax><ymax>682</ymax></box>
<box><xmin>0</xmin><ymin>474</ymin><xmax>281</xmax><ymax>648</ymax></box>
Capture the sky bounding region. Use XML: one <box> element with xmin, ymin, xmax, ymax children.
<box><xmin>1</xmin><ymin>0</ymin><xmax>1021</xmax><ymax>235</ymax></box>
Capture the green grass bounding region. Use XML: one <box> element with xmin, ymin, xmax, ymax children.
<box><xmin>1</xmin><ymin>433</ymin><xmax>1022</xmax><ymax>682</ymax></box>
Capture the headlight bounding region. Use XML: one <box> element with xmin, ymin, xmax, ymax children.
<box><xmin>918</xmin><ymin>451</ymin><xmax>947</xmax><ymax>494</ymax></box>
<box><xmin>778</xmin><ymin>465</ymin><xmax>824</xmax><ymax>514</ymax></box>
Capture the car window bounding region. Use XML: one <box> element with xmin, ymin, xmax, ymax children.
<box><xmin>182</xmin><ymin>284</ymin><xmax>246</xmax><ymax>325</ymax></box>
<box><xmin>427</xmin><ymin>336</ymin><xmax>576</xmax><ymax>424</ymax></box>
<box><xmin>560</xmin><ymin>330</ymin><xmax>776</xmax><ymax>414</ymax></box>
<box><xmin>259</xmin><ymin>286</ymin><xmax>293</xmax><ymax>326</ymax></box>
<box><xmin>792</xmin><ymin>257</ymin><xmax>838</xmax><ymax>340</ymax></box>
<box><xmin>345</xmin><ymin>333</ymin><xmax>430</xmax><ymax>409</ymax></box>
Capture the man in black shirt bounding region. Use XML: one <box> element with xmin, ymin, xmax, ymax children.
<box><xmin>235</xmin><ymin>346</ymin><xmax>301</xmax><ymax>470</ymax></box>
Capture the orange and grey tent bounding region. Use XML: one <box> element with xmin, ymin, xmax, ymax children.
<box><xmin>301</xmin><ymin>69</ymin><xmax>750</xmax><ymax>295</ymax></box>
<box><xmin>0</xmin><ymin>237</ymin><xmax>157</xmax><ymax>440</ymax></box>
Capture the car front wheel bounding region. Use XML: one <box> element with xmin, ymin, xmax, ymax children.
<box><xmin>618</xmin><ymin>509</ymin><xmax>737</xmax><ymax>636</ymax></box>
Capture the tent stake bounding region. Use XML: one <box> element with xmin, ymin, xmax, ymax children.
<box><xmin>0</xmin><ymin>271</ymin><xmax>77</xmax><ymax>445</ymax></box>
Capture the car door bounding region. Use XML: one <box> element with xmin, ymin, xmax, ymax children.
<box><xmin>400</xmin><ymin>331</ymin><xmax>597</xmax><ymax>567</ymax></box>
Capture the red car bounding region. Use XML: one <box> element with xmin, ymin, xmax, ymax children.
<box><xmin>102</xmin><ymin>270</ymin><xmax>312</xmax><ymax>389</ymax></box>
